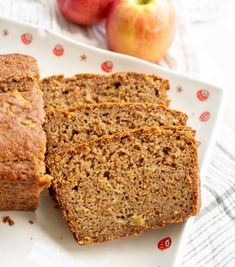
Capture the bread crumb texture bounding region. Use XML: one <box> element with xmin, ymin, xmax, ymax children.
<box><xmin>47</xmin><ymin>126</ymin><xmax>200</xmax><ymax>245</ymax></box>
<box><xmin>1</xmin><ymin>216</ymin><xmax>15</xmax><ymax>226</ymax></box>
<box><xmin>44</xmin><ymin>102</ymin><xmax>187</xmax><ymax>155</ymax></box>
<box><xmin>41</xmin><ymin>72</ymin><xmax>169</xmax><ymax>112</ymax></box>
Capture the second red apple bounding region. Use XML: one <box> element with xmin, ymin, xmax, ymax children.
<box><xmin>57</xmin><ymin>0</ymin><xmax>113</xmax><ymax>26</ymax></box>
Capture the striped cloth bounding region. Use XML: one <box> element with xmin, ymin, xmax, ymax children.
<box><xmin>182</xmin><ymin>122</ymin><xmax>235</xmax><ymax>267</ymax></box>
<box><xmin>0</xmin><ymin>0</ymin><xmax>234</xmax><ymax>266</ymax></box>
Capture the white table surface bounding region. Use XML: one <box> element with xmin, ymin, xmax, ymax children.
<box><xmin>190</xmin><ymin>10</ymin><xmax>235</xmax><ymax>131</ymax></box>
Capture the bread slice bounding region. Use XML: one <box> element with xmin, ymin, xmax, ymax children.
<box><xmin>40</xmin><ymin>72</ymin><xmax>169</xmax><ymax>112</ymax></box>
<box><xmin>46</xmin><ymin>126</ymin><xmax>200</xmax><ymax>245</ymax></box>
<box><xmin>0</xmin><ymin>54</ymin><xmax>50</xmax><ymax>211</ymax></box>
<box><xmin>44</xmin><ymin>102</ymin><xmax>187</xmax><ymax>155</ymax></box>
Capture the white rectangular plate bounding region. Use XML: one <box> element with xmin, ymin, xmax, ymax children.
<box><xmin>0</xmin><ymin>16</ymin><xmax>224</xmax><ymax>267</ymax></box>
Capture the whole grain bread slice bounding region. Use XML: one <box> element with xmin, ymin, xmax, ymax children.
<box><xmin>44</xmin><ymin>102</ymin><xmax>187</xmax><ymax>155</ymax></box>
<box><xmin>46</xmin><ymin>126</ymin><xmax>200</xmax><ymax>245</ymax></box>
<box><xmin>40</xmin><ymin>72</ymin><xmax>169</xmax><ymax>112</ymax></box>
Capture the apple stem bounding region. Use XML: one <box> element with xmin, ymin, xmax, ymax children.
<box><xmin>137</xmin><ymin>0</ymin><xmax>150</xmax><ymax>5</ymax></box>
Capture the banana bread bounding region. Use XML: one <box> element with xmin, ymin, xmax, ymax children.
<box><xmin>0</xmin><ymin>53</ymin><xmax>39</xmax><ymax>93</ymax></box>
<box><xmin>44</xmin><ymin>102</ymin><xmax>187</xmax><ymax>155</ymax></box>
<box><xmin>40</xmin><ymin>72</ymin><xmax>169</xmax><ymax>112</ymax></box>
<box><xmin>0</xmin><ymin>54</ymin><xmax>51</xmax><ymax>211</ymax></box>
<box><xmin>46</xmin><ymin>126</ymin><xmax>200</xmax><ymax>245</ymax></box>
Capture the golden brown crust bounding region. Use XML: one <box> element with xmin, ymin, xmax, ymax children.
<box><xmin>0</xmin><ymin>54</ymin><xmax>40</xmax><ymax>82</ymax></box>
<box><xmin>0</xmin><ymin>160</ymin><xmax>50</xmax><ymax>210</ymax></box>
<box><xmin>0</xmin><ymin>90</ymin><xmax>46</xmax><ymax>164</ymax></box>
<box><xmin>0</xmin><ymin>54</ymin><xmax>50</xmax><ymax>211</ymax></box>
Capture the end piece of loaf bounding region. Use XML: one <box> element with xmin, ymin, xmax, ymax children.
<box><xmin>47</xmin><ymin>126</ymin><xmax>200</xmax><ymax>245</ymax></box>
<box><xmin>40</xmin><ymin>72</ymin><xmax>169</xmax><ymax>112</ymax></box>
<box><xmin>0</xmin><ymin>53</ymin><xmax>39</xmax><ymax>92</ymax></box>
<box><xmin>0</xmin><ymin>54</ymin><xmax>50</xmax><ymax>211</ymax></box>
<box><xmin>44</xmin><ymin>102</ymin><xmax>187</xmax><ymax>155</ymax></box>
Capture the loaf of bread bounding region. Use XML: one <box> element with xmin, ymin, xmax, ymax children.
<box><xmin>40</xmin><ymin>72</ymin><xmax>169</xmax><ymax>112</ymax></box>
<box><xmin>44</xmin><ymin>102</ymin><xmax>187</xmax><ymax>155</ymax></box>
<box><xmin>47</xmin><ymin>126</ymin><xmax>200</xmax><ymax>245</ymax></box>
<box><xmin>0</xmin><ymin>54</ymin><xmax>51</xmax><ymax>210</ymax></box>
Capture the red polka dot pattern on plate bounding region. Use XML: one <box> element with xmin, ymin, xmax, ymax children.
<box><xmin>101</xmin><ymin>61</ymin><xmax>113</xmax><ymax>73</ymax></box>
<box><xmin>157</xmin><ymin>237</ymin><xmax>172</xmax><ymax>250</ymax></box>
<box><xmin>21</xmin><ymin>33</ymin><xmax>33</xmax><ymax>45</ymax></box>
<box><xmin>199</xmin><ymin>111</ymin><xmax>211</xmax><ymax>122</ymax></box>
<box><xmin>197</xmin><ymin>89</ymin><xmax>209</xmax><ymax>101</ymax></box>
<box><xmin>53</xmin><ymin>44</ymin><xmax>64</xmax><ymax>56</ymax></box>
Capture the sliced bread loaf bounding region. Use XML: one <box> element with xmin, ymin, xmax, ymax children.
<box><xmin>40</xmin><ymin>72</ymin><xmax>169</xmax><ymax>112</ymax></box>
<box><xmin>46</xmin><ymin>126</ymin><xmax>200</xmax><ymax>245</ymax></box>
<box><xmin>44</xmin><ymin>102</ymin><xmax>187</xmax><ymax>155</ymax></box>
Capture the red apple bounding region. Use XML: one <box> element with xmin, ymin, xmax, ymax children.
<box><xmin>106</xmin><ymin>0</ymin><xmax>176</xmax><ymax>62</ymax></box>
<box><xmin>57</xmin><ymin>0</ymin><xmax>113</xmax><ymax>26</ymax></box>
